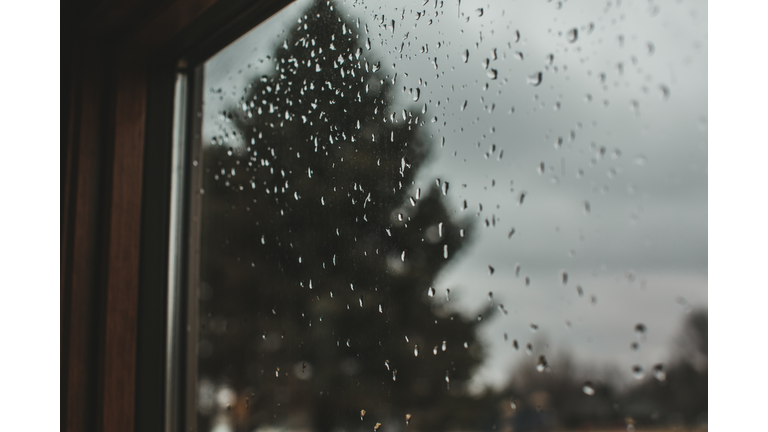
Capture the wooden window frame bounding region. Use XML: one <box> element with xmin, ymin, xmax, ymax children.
<box><xmin>61</xmin><ymin>1</ymin><xmax>292</xmax><ymax>431</ymax></box>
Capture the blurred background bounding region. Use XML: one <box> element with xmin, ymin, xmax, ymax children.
<box><xmin>195</xmin><ymin>0</ymin><xmax>707</xmax><ymax>431</ymax></box>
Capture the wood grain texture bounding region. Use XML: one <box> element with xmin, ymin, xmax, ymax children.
<box><xmin>97</xmin><ymin>2</ymin><xmax>218</xmax><ymax>429</ymax></box>
<box><xmin>62</xmin><ymin>1</ymin><xmax>264</xmax><ymax>430</ymax></box>
<box><xmin>62</xmin><ymin>42</ymin><xmax>107</xmax><ymax>432</ymax></box>
<box><xmin>100</xmin><ymin>50</ymin><xmax>147</xmax><ymax>432</ymax></box>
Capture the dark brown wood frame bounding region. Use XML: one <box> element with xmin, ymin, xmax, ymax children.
<box><xmin>62</xmin><ymin>1</ymin><xmax>291</xmax><ymax>431</ymax></box>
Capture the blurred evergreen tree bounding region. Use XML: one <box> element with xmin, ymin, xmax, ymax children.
<box><xmin>619</xmin><ymin>309</ymin><xmax>708</xmax><ymax>427</ymax></box>
<box><xmin>499</xmin><ymin>308</ymin><xmax>709</xmax><ymax>431</ymax></box>
<box><xmin>197</xmin><ymin>1</ymin><xmax>495</xmax><ymax>430</ymax></box>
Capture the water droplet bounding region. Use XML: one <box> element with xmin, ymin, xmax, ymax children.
<box><xmin>488</xmin><ymin>265</ymin><xmax>495</xmax><ymax>275</ymax></box>
<box><xmin>527</xmin><ymin>72</ymin><xmax>542</xmax><ymax>86</ymax></box>
<box><xmin>464</xmin><ymin>342</ymin><xmax>469</xmax><ymax>349</ymax></box>
<box><xmin>653</xmin><ymin>364</ymin><xmax>666</xmax><ymax>381</ymax></box>
<box><xmin>566</xmin><ymin>28</ymin><xmax>578</xmax><ymax>43</ymax></box>
<box><xmin>462</xmin><ymin>49</ymin><xmax>469</xmax><ymax>63</ymax></box>
<box><xmin>401</xmin><ymin>251</ymin><xmax>406</xmax><ymax>261</ymax></box>
<box><xmin>584</xmin><ymin>201</ymin><xmax>591</xmax><ymax>214</ymax></box>
<box><xmin>413</xmin><ymin>345</ymin><xmax>419</xmax><ymax>357</ymax></box>
<box><xmin>659</xmin><ymin>85</ymin><xmax>670</xmax><ymax>100</ymax></box>
<box><xmin>583</xmin><ymin>381</ymin><xmax>596</xmax><ymax>396</ymax></box>
<box><xmin>526</xmin><ymin>343</ymin><xmax>533</xmax><ymax>355</ymax></box>
<box><xmin>428</xmin><ymin>287</ymin><xmax>435</xmax><ymax>297</ymax></box>
<box><xmin>405</xmin><ymin>414</ymin><xmax>411</xmax><ymax>425</ymax></box>
<box><xmin>374</xmin><ymin>422</ymin><xmax>382</xmax><ymax>431</ymax></box>
<box><xmin>361</xmin><ymin>410</ymin><xmax>366</xmax><ymax>421</ymax></box>
<box><xmin>562</xmin><ymin>271</ymin><xmax>568</xmax><ymax>285</ymax></box>
<box><xmin>413</xmin><ymin>88</ymin><xmax>420</xmax><ymax>101</ymax></box>
<box><xmin>442</xmin><ymin>341</ymin><xmax>447</xmax><ymax>351</ymax></box>
<box><xmin>632</xmin><ymin>365</ymin><xmax>645</xmax><ymax>379</ymax></box>
<box><xmin>482</xmin><ymin>58</ymin><xmax>490</xmax><ymax>69</ymax></box>
<box><xmin>487</xmin><ymin>69</ymin><xmax>498</xmax><ymax>79</ymax></box>
<box><xmin>536</xmin><ymin>355</ymin><xmax>548</xmax><ymax>372</ymax></box>
<box><xmin>445</xmin><ymin>289</ymin><xmax>451</xmax><ymax>302</ymax></box>
<box><xmin>634</xmin><ymin>323</ymin><xmax>647</xmax><ymax>337</ymax></box>
<box><xmin>443</xmin><ymin>245</ymin><xmax>449</xmax><ymax>259</ymax></box>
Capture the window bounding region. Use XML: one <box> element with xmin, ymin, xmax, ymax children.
<box><xmin>179</xmin><ymin>1</ymin><xmax>707</xmax><ymax>431</ymax></box>
<box><xmin>61</xmin><ymin>0</ymin><xmax>707</xmax><ymax>431</ymax></box>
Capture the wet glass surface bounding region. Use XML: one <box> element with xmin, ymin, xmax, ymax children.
<box><xmin>195</xmin><ymin>0</ymin><xmax>707</xmax><ymax>430</ymax></box>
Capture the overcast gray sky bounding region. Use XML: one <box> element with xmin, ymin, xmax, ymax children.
<box><xmin>203</xmin><ymin>0</ymin><xmax>707</xmax><ymax>391</ymax></box>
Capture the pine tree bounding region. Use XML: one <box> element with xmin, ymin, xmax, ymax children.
<box><xmin>198</xmin><ymin>1</ymin><xmax>496</xmax><ymax>430</ymax></box>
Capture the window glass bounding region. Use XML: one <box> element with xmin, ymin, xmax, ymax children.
<box><xmin>196</xmin><ymin>0</ymin><xmax>707</xmax><ymax>431</ymax></box>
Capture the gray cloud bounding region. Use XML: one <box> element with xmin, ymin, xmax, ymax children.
<box><xmin>200</xmin><ymin>0</ymin><xmax>707</xmax><ymax>390</ymax></box>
